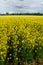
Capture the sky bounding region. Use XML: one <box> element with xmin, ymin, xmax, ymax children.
<box><xmin>0</xmin><ymin>0</ymin><xmax>43</xmax><ymax>13</ymax></box>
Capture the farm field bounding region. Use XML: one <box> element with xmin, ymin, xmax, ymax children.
<box><xmin>0</xmin><ymin>15</ymin><xmax>43</xmax><ymax>65</ymax></box>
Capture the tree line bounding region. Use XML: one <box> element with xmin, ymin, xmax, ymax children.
<box><xmin>0</xmin><ymin>12</ymin><xmax>43</xmax><ymax>15</ymax></box>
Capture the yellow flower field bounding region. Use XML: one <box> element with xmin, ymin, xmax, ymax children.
<box><xmin>0</xmin><ymin>15</ymin><xmax>43</xmax><ymax>65</ymax></box>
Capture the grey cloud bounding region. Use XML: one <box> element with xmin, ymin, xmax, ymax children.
<box><xmin>0</xmin><ymin>0</ymin><xmax>43</xmax><ymax>13</ymax></box>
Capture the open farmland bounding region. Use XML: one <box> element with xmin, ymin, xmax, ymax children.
<box><xmin>0</xmin><ymin>15</ymin><xmax>43</xmax><ymax>65</ymax></box>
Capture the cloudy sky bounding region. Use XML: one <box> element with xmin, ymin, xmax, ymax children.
<box><xmin>0</xmin><ymin>0</ymin><xmax>43</xmax><ymax>13</ymax></box>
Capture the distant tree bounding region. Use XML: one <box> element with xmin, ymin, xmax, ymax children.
<box><xmin>6</xmin><ymin>12</ymin><xmax>9</xmax><ymax>15</ymax></box>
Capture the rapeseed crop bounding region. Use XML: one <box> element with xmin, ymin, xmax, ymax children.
<box><xmin>0</xmin><ymin>16</ymin><xmax>43</xmax><ymax>65</ymax></box>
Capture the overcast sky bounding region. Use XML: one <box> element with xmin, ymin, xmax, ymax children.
<box><xmin>0</xmin><ymin>0</ymin><xmax>43</xmax><ymax>13</ymax></box>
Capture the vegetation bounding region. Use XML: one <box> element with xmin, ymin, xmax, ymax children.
<box><xmin>0</xmin><ymin>12</ymin><xmax>43</xmax><ymax>15</ymax></box>
<box><xmin>0</xmin><ymin>16</ymin><xmax>43</xmax><ymax>65</ymax></box>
